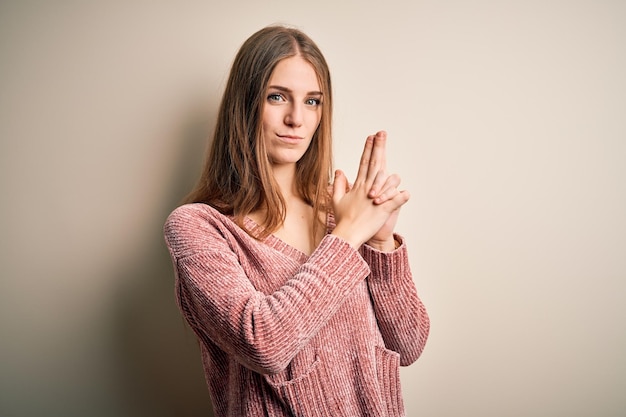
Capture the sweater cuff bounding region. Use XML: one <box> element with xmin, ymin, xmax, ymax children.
<box><xmin>361</xmin><ymin>234</ymin><xmax>409</xmax><ymax>281</ymax></box>
<box><xmin>309</xmin><ymin>234</ymin><xmax>371</xmax><ymax>292</ymax></box>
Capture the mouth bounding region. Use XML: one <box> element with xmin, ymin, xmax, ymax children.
<box><xmin>277</xmin><ymin>134</ymin><xmax>304</xmax><ymax>144</ymax></box>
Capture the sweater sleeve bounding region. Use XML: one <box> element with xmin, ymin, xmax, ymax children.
<box><xmin>164</xmin><ymin>205</ymin><xmax>370</xmax><ymax>375</ymax></box>
<box><xmin>360</xmin><ymin>235</ymin><xmax>430</xmax><ymax>366</ymax></box>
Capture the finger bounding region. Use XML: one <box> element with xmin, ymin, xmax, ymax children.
<box><xmin>381</xmin><ymin>189</ymin><xmax>411</xmax><ymax>210</ymax></box>
<box><xmin>377</xmin><ymin>131</ymin><xmax>387</xmax><ymax>173</ymax></box>
<box><xmin>395</xmin><ymin>189</ymin><xmax>411</xmax><ymax>206</ymax></box>
<box><xmin>366</xmin><ymin>131</ymin><xmax>387</xmax><ymax>185</ymax></box>
<box><xmin>368</xmin><ymin>169</ymin><xmax>388</xmax><ymax>198</ymax></box>
<box><xmin>374</xmin><ymin>188</ymin><xmax>398</xmax><ymax>205</ymax></box>
<box><xmin>374</xmin><ymin>186</ymin><xmax>402</xmax><ymax>205</ymax></box>
<box><xmin>368</xmin><ymin>171</ymin><xmax>400</xmax><ymax>204</ymax></box>
<box><xmin>355</xmin><ymin>135</ymin><xmax>375</xmax><ymax>185</ymax></box>
<box><xmin>332</xmin><ymin>170</ymin><xmax>347</xmax><ymax>203</ymax></box>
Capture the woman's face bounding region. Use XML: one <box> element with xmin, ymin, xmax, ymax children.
<box><xmin>262</xmin><ymin>55</ymin><xmax>323</xmax><ymax>167</ymax></box>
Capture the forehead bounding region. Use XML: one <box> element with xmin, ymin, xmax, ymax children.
<box><xmin>268</xmin><ymin>56</ymin><xmax>321</xmax><ymax>91</ymax></box>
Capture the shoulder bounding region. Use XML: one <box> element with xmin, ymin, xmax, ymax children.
<box><xmin>163</xmin><ymin>203</ymin><xmax>239</xmax><ymax>258</ymax></box>
<box><xmin>164</xmin><ymin>203</ymin><xmax>226</xmax><ymax>234</ymax></box>
<box><xmin>165</xmin><ymin>202</ymin><xmax>220</xmax><ymax>224</ymax></box>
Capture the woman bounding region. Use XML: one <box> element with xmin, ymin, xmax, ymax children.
<box><xmin>164</xmin><ymin>25</ymin><xmax>429</xmax><ymax>417</ymax></box>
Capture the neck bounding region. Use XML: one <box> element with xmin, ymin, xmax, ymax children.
<box><xmin>271</xmin><ymin>163</ymin><xmax>299</xmax><ymax>201</ymax></box>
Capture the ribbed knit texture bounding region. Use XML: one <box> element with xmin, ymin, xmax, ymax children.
<box><xmin>164</xmin><ymin>203</ymin><xmax>430</xmax><ymax>417</ymax></box>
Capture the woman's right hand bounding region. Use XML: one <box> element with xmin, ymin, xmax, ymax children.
<box><xmin>331</xmin><ymin>132</ymin><xmax>410</xmax><ymax>249</ymax></box>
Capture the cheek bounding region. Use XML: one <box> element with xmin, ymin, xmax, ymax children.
<box><xmin>262</xmin><ymin>106</ymin><xmax>281</xmax><ymax>127</ymax></box>
<box><xmin>309</xmin><ymin>111</ymin><xmax>322</xmax><ymax>130</ymax></box>
<box><xmin>261</xmin><ymin>109</ymin><xmax>272</xmax><ymax>128</ymax></box>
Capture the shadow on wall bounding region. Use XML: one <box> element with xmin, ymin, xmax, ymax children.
<box><xmin>110</xmin><ymin>105</ymin><xmax>216</xmax><ymax>417</ymax></box>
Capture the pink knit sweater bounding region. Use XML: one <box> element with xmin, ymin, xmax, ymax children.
<box><xmin>164</xmin><ymin>203</ymin><xmax>429</xmax><ymax>416</ymax></box>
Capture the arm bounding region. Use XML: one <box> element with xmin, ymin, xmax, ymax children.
<box><xmin>346</xmin><ymin>131</ymin><xmax>429</xmax><ymax>363</ymax></box>
<box><xmin>164</xmin><ymin>205</ymin><xmax>370</xmax><ymax>375</ymax></box>
<box><xmin>361</xmin><ymin>236</ymin><xmax>430</xmax><ymax>366</ymax></box>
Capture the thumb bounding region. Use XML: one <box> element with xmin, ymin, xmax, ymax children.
<box><xmin>332</xmin><ymin>170</ymin><xmax>347</xmax><ymax>203</ymax></box>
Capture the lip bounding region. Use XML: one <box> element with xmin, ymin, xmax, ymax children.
<box><xmin>277</xmin><ymin>134</ymin><xmax>304</xmax><ymax>143</ymax></box>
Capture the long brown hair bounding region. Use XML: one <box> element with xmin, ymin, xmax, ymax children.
<box><xmin>185</xmin><ymin>25</ymin><xmax>333</xmax><ymax>239</ymax></box>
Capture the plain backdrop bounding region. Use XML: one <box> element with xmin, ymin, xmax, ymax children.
<box><xmin>1</xmin><ymin>1</ymin><xmax>624</xmax><ymax>416</ymax></box>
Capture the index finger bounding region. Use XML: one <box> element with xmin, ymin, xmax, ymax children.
<box><xmin>355</xmin><ymin>134</ymin><xmax>375</xmax><ymax>184</ymax></box>
<box><xmin>366</xmin><ymin>131</ymin><xmax>387</xmax><ymax>184</ymax></box>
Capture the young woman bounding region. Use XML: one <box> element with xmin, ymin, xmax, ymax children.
<box><xmin>164</xmin><ymin>25</ymin><xmax>429</xmax><ymax>417</ymax></box>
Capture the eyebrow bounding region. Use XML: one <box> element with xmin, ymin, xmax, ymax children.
<box><xmin>268</xmin><ymin>85</ymin><xmax>323</xmax><ymax>96</ymax></box>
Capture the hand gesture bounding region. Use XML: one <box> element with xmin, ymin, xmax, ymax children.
<box><xmin>364</xmin><ymin>131</ymin><xmax>409</xmax><ymax>250</ymax></box>
<box><xmin>331</xmin><ymin>131</ymin><xmax>410</xmax><ymax>251</ymax></box>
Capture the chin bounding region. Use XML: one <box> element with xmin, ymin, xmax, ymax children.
<box><xmin>269</xmin><ymin>151</ymin><xmax>307</xmax><ymax>165</ymax></box>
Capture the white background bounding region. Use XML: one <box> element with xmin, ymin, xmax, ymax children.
<box><xmin>1</xmin><ymin>1</ymin><xmax>624</xmax><ymax>416</ymax></box>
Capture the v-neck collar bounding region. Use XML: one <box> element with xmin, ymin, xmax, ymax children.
<box><xmin>242</xmin><ymin>212</ymin><xmax>332</xmax><ymax>263</ymax></box>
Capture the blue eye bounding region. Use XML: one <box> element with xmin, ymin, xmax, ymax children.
<box><xmin>268</xmin><ymin>93</ymin><xmax>285</xmax><ymax>102</ymax></box>
<box><xmin>305</xmin><ymin>98</ymin><xmax>321</xmax><ymax>106</ymax></box>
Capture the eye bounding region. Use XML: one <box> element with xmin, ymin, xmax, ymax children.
<box><xmin>305</xmin><ymin>98</ymin><xmax>322</xmax><ymax>106</ymax></box>
<box><xmin>267</xmin><ymin>93</ymin><xmax>285</xmax><ymax>103</ymax></box>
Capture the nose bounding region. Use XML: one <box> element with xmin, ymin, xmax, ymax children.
<box><xmin>284</xmin><ymin>102</ymin><xmax>303</xmax><ymax>127</ymax></box>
